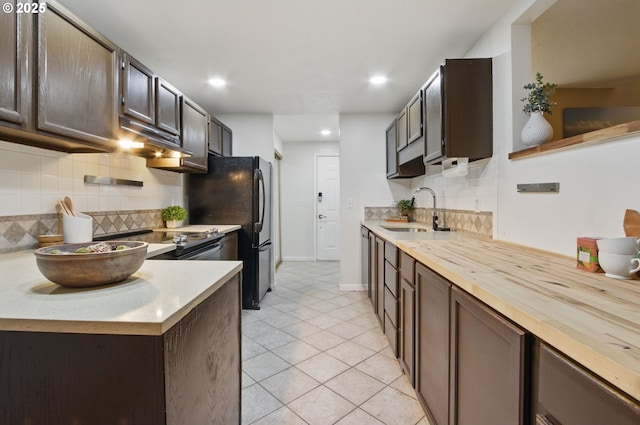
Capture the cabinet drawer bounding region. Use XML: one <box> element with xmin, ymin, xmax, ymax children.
<box><xmin>399</xmin><ymin>252</ymin><xmax>415</xmax><ymax>285</ymax></box>
<box><xmin>536</xmin><ymin>343</ymin><xmax>640</xmax><ymax>425</ymax></box>
<box><xmin>384</xmin><ymin>286</ymin><xmax>398</xmax><ymax>327</ymax></box>
<box><xmin>384</xmin><ymin>260</ymin><xmax>398</xmax><ymax>297</ymax></box>
<box><xmin>384</xmin><ymin>312</ymin><xmax>398</xmax><ymax>357</ymax></box>
<box><xmin>384</xmin><ymin>242</ymin><xmax>398</xmax><ymax>267</ymax></box>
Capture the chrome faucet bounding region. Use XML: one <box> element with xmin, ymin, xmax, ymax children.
<box><xmin>410</xmin><ymin>187</ymin><xmax>440</xmax><ymax>231</ymax></box>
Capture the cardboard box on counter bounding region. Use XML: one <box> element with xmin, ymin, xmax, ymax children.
<box><xmin>577</xmin><ymin>237</ymin><xmax>604</xmax><ymax>273</ymax></box>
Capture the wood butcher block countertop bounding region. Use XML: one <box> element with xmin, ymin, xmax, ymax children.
<box><xmin>363</xmin><ymin>220</ymin><xmax>640</xmax><ymax>402</ymax></box>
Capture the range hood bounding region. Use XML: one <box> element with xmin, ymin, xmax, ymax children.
<box><xmin>118</xmin><ymin>117</ymin><xmax>192</xmax><ymax>158</ymax></box>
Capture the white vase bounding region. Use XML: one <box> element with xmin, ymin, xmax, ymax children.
<box><xmin>165</xmin><ymin>219</ymin><xmax>183</xmax><ymax>229</ymax></box>
<box><xmin>521</xmin><ymin>111</ymin><xmax>553</xmax><ymax>148</ymax></box>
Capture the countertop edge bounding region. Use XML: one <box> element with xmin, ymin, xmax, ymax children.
<box><xmin>158</xmin><ymin>263</ymin><xmax>243</xmax><ymax>335</ymax></box>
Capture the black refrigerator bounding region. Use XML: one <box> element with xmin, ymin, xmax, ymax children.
<box><xmin>187</xmin><ymin>156</ymin><xmax>272</xmax><ymax>309</ymax></box>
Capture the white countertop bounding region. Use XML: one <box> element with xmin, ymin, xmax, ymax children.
<box><xmin>0</xmin><ymin>250</ymin><xmax>242</xmax><ymax>336</ymax></box>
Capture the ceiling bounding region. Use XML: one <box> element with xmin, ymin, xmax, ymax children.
<box><xmin>58</xmin><ymin>0</ymin><xmax>516</xmax><ymax>142</ymax></box>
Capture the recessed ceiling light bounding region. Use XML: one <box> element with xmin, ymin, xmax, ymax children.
<box><xmin>208</xmin><ymin>77</ymin><xmax>227</xmax><ymax>88</ymax></box>
<box><xmin>320</xmin><ymin>129</ymin><xmax>331</xmax><ymax>136</ymax></box>
<box><xmin>369</xmin><ymin>75</ymin><xmax>388</xmax><ymax>86</ymax></box>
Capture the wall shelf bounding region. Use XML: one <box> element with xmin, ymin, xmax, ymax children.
<box><xmin>508</xmin><ymin>119</ymin><xmax>640</xmax><ymax>160</ymax></box>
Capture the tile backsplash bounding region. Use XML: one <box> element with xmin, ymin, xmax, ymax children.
<box><xmin>0</xmin><ymin>141</ymin><xmax>183</xmax><ymax>216</ymax></box>
<box><xmin>0</xmin><ymin>209</ymin><xmax>165</xmax><ymax>253</ymax></box>
<box><xmin>365</xmin><ymin>206</ymin><xmax>493</xmax><ymax>238</ymax></box>
<box><xmin>0</xmin><ymin>140</ymin><xmax>184</xmax><ymax>252</ymax></box>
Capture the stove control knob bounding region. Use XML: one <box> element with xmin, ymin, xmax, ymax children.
<box><xmin>173</xmin><ymin>234</ymin><xmax>187</xmax><ymax>245</ymax></box>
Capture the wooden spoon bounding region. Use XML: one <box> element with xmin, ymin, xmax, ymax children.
<box><xmin>63</xmin><ymin>196</ymin><xmax>75</xmax><ymax>217</ymax></box>
<box><xmin>58</xmin><ymin>200</ymin><xmax>70</xmax><ymax>215</ymax></box>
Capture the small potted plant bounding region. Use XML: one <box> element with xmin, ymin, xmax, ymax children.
<box><xmin>394</xmin><ymin>199</ymin><xmax>415</xmax><ymax>222</ymax></box>
<box><xmin>161</xmin><ymin>205</ymin><xmax>186</xmax><ymax>229</ymax></box>
<box><xmin>520</xmin><ymin>72</ymin><xmax>557</xmax><ymax>147</ymax></box>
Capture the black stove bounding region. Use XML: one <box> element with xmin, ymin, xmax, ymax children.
<box><xmin>94</xmin><ymin>228</ymin><xmax>224</xmax><ymax>258</ymax></box>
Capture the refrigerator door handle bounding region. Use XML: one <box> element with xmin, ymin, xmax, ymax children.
<box><xmin>255</xmin><ymin>168</ymin><xmax>265</xmax><ymax>233</ymax></box>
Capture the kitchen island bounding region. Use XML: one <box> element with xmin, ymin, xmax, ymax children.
<box><xmin>0</xmin><ymin>250</ymin><xmax>243</xmax><ymax>425</ymax></box>
<box><xmin>363</xmin><ymin>220</ymin><xmax>640</xmax><ymax>424</ymax></box>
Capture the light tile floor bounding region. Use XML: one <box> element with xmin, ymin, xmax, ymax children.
<box><xmin>242</xmin><ymin>261</ymin><xmax>429</xmax><ymax>425</ymax></box>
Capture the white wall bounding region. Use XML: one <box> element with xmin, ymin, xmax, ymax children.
<box><xmin>407</xmin><ymin>0</ymin><xmax>640</xmax><ymax>257</ymax></box>
<box><xmin>339</xmin><ymin>113</ymin><xmax>413</xmax><ymax>289</ymax></box>
<box><xmin>216</xmin><ymin>114</ymin><xmax>275</xmax><ymax>162</ymax></box>
<box><xmin>281</xmin><ymin>141</ymin><xmax>339</xmax><ymax>261</ymax></box>
<box><xmin>0</xmin><ymin>140</ymin><xmax>183</xmax><ymax>216</ymax></box>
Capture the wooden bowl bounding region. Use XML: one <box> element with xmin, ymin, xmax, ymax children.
<box><xmin>34</xmin><ymin>241</ymin><xmax>148</xmax><ymax>288</ymax></box>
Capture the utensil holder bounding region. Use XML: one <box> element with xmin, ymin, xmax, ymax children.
<box><xmin>62</xmin><ymin>212</ymin><xmax>93</xmax><ymax>243</ymax></box>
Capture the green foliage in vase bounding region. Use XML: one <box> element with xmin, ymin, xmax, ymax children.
<box><xmin>521</xmin><ymin>72</ymin><xmax>558</xmax><ymax>115</ymax></box>
<box><xmin>162</xmin><ymin>205</ymin><xmax>187</xmax><ymax>221</ymax></box>
<box><xmin>394</xmin><ymin>199</ymin><xmax>415</xmax><ymax>216</ymax></box>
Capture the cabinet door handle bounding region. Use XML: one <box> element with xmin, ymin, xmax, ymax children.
<box><xmin>536</xmin><ymin>414</ymin><xmax>557</xmax><ymax>425</ymax></box>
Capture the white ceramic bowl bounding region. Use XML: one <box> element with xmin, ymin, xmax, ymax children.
<box><xmin>596</xmin><ymin>237</ymin><xmax>640</xmax><ymax>255</ymax></box>
<box><xmin>597</xmin><ymin>251</ymin><xmax>640</xmax><ymax>279</ymax></box>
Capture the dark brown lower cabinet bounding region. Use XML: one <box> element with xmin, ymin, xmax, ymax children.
<box><xmin>376</xmin><ymin>237</ymin><xmax>385</xmax><ymax>325</ymax></box>
<box><xmin>415</xmin><ymin>263</ymin><xmax>451</xmax><ymax>425</ymax></box>
<box><xmin>0</xmin><ymin>274</ymin><xmax>242</xmax><ymax>425</ymax></box>
<box><xmin>399</xmin><ymin>252</ymin><xmax>416</xmax><ymax>385</ymax></box>
<box><xmin>369</xmin><ymin>233</ymin><xmax>377</xmax><ymax>311</ymax></box>
<box><xmin>450</xmin><ymin>286</ymin><xmax>528</xmax><ymax>425</ymax></box>
<box><xmin>361</xmin><ymin>226</ymin><xmax>370</xmax><ymax>298</ymax></box>
<box><xmin>534</xmin><ymin>342</ymin><xmax>640</xmax><ymax>425</ymax></box>
<box><xmin>384</xmin><ymin>242</ymin><xmax>399</xmax><ymax>355</ymax></box>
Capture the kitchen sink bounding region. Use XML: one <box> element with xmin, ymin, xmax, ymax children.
<box><xmin>381</xmin><ymin>226</ymin><xmax>430</xmax><ymax>232</ymax></box>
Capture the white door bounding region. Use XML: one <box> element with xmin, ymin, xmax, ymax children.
<box><xmin>316</xmin><ymin>155</ymin><xmax>340</xmax><ymax>261</ymax></box>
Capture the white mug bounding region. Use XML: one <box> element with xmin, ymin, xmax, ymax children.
<box><xmin>596</xmin><ymin>237</ymin><xmax>640</xmax><ymax>255</ymax></box>
<box><xmin>598</xmin><ymin>251</ymin><xmax>640</xmax><ymax>280</ymax></box>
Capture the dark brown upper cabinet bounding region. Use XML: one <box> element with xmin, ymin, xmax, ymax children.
<box><xmin>0</xmin><ymin>1</ymin><xmax>121</xmax><ymax>153</ymax></box>
<box><xmin>208</xmin><ymin>116</ymin><xmax>233</xmax><ymax>157</ymax></box>
<box><xmin>386</xmin><ymin>120</ymin><xmax>399</xmax><ymax>177</ymax></box>
<box><xmin>208</xmin><ymin>115</ymin><xmax>223</xmax><ymax>155</ymax></box>
<box><xmin>119</xmin><ymin>53</ymin><xmax>186</xmax><ymax>155</ymax></box>
<box><xmin>121</xmin><ymin>54</ymin><xmax>155</xmax><ymax>125</ymax></box>
<box><xmin>36</xmin><ymin>1</ymin><xmax>119</xmax><ymax>149</ymax></box>
<box><xmin>0</xmin><ymin>2</ymin><xmax>30</xmax><ymax>128</ymax></box>
<box><xmin>221</xmin><ymin>123</ymin><xmax>232</xmax><ymax>156</ymax></box>
<box><xmin>156</xmin><ymin>78</ymin><xmax>181</xmax><ymax>137</ymax></box>
<box><xmin>407</xmin><ymin>90</ymin><xmax>424</xmax><ymax>144</ymax></box>
<box><xmin>146</xmin><ymin>96</ymin><xmax>208</xmax><ymax>173</ymax></box>
<box><xmin>180</xmin><ymin>97</ymin><xmax>208</xmax><ymax>171</ymax></box>
<box><xmin>387</xmin><ymin>117</ymin><xmax>425</xmax><ymax>179</ymax></box>
<box><xmin>396</xmin><ymin>109</ymin><xmax>408</xmax><ymax>152</ymax></box>
<box><xmin>424</xmin><ymin>58</ymin><xmax>493</xmax><ymax>165</ymax></box>
<box><xmin>399</xmin><ymin>90</ymin><xmax>425</xmax><ymax>167</ymax></box>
